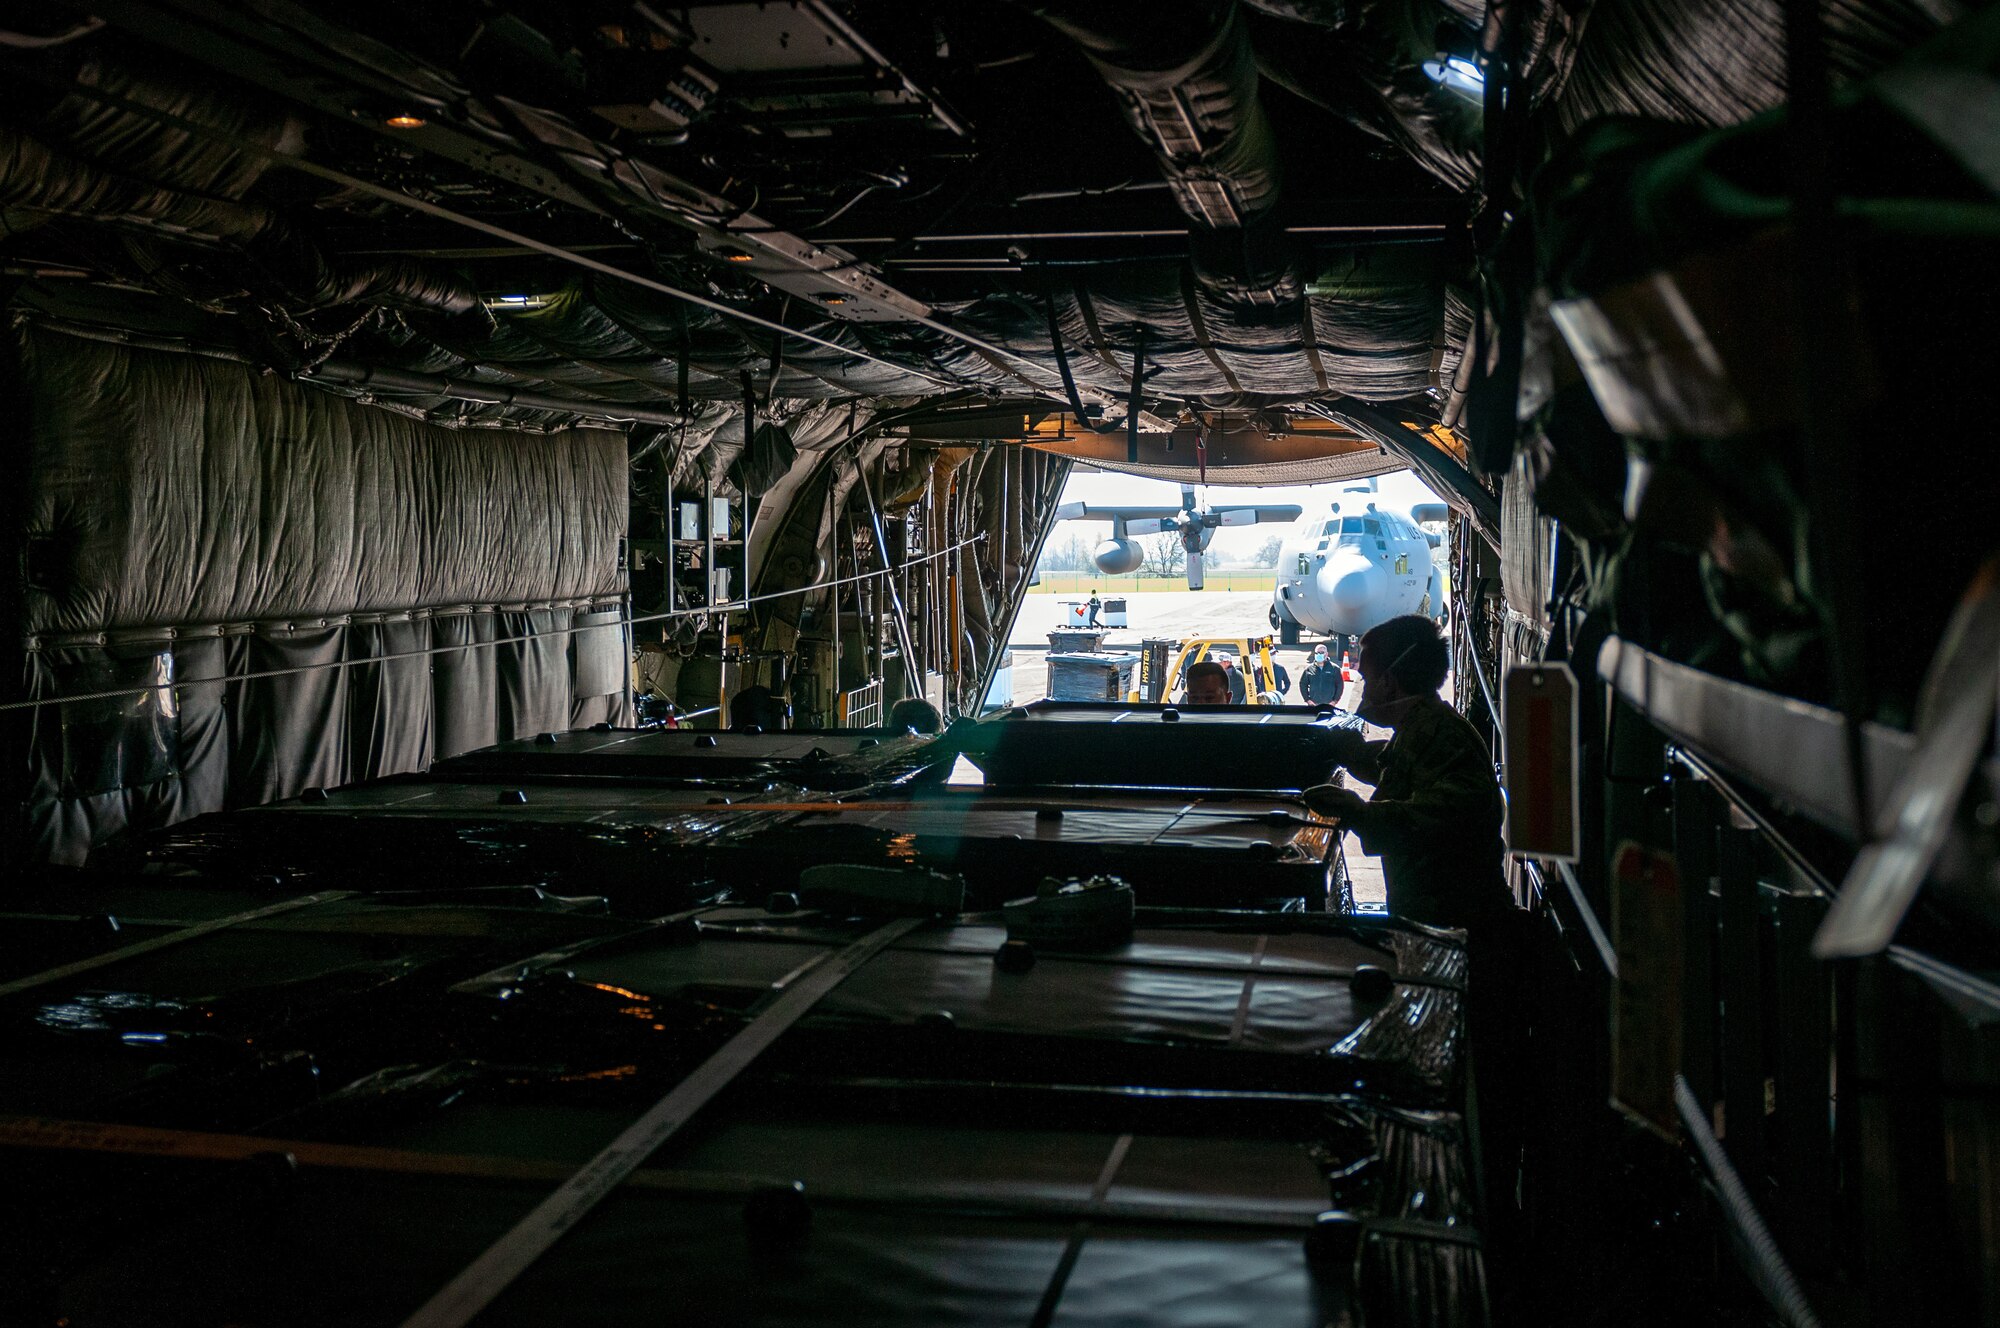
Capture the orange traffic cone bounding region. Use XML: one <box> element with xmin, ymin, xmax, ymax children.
<box><xmin>1340</xmin><ymin>648</ymin><xmax>1355</xmax><ymax>683</ymax></box>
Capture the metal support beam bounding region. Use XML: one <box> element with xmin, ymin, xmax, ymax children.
<box><xmin>1</xmin><ymin>46</ymin><xmax>969</xmax><ymax>391</ymax></box>
<box><xmin>850</xmin><ymin>451</ymin><xmax>920</xmax><ymax>679</ymax></box>
<box><xmin>49</xmin><ymin>3</ymin><xmax>1115</xmax><ymax>404</ymax></box>
<box><xmin>302</xmin><ymin>360</ymin><xmax>688</xmax><ymax>426</ymax></box>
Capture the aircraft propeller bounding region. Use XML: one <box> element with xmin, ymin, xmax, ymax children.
<box><xmin>1122</xmin><ymin>488</ymin><xmax>1298</xmax><ymax>589</ymax></box>
<box><xmin>1055</xmin><ymin>486</ymin><xmax>1300</xmax><ymax>589</ymax></box>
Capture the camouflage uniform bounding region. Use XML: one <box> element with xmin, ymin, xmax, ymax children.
<box><xmin>1339</xmin><ymin>694</ymin><xmax>1512</xmax><ymax>930</ymax></box>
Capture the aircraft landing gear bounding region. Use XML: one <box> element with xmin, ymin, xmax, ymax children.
<box><xmin>1279</xmin><ymin>618</ymin><xmax>1300</xmax><ymax>646</ymax></box>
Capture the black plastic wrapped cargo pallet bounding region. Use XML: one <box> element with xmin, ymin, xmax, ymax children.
<box><xmin>400</xmin><ymin>916</ymin><xmax>924</xmax><ymax>1328</ymax></box>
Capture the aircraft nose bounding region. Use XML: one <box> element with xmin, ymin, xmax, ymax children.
<box><xmin>1320</xmin><ymin>558</ymin><xmax>1382</xmax><ymax>611</ymax></box>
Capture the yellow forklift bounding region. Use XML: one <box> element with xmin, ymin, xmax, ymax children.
<box><xmin>1132</xmin><ymin>635</ymin><xmax>1291</xmax><ymax>705</ymax></box>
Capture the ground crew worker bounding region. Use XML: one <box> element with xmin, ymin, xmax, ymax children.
<box><xmin>1299</xmin><ymin>644</ymin><xmax>1343</xmax><ymax>706</ymax></box>
<box><xmin>1086</xmin><ymin>591</ymin><xmax>1102</xmax><ymax>627</ymax></box>
<box><xmin>1301</xmin><ymin>615</ymin><xmax>1510</xmax><ymax>929</ymax></box>
<box><xmin>1183</xmin><ymin>660</ymin><xmax>1231</xmax><ymax>705</ymax></box>
<box><xmin>886</xmin><ymin>696</ymin><xmax>943</xmax><ymax>734</ymax></box>
<box><xmin>1215</xmin><ymin>653</ymin><xmax>1247</xmax><ymax>703</ymax></box>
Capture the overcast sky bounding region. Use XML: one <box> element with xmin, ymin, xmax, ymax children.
<box><xmin>1053</xmin><ymin>465</ymin><xmax>1444</xmax><ymax>561</ymax></box>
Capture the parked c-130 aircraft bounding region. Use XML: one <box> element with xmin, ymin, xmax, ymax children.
<box><xmin>1053</xmin><ymin>486</ymin><xmax>1301</xmax><ymax>591</ymax></box>
<box><xmin>1267</xmin><ymin>493</ymin><xmax>1451</xmax><ymax>651</ymax></box>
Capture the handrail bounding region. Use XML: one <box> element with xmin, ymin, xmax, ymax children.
<box><xmin>1674</xmin><ymin>747</ymin><xmax>2000</xmax><ymax>1023</ymax></box>
<box><xmin>1552</xmin><ymin>859</ymin><xmax>1617</xmax><ymax>978</ymax></box>
<box><xmin>1670</xmin><ymin>748</ymin><xmax>1834</xmax><ymax>895</ymax></box>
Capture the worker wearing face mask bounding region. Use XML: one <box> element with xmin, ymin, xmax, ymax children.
<box><xmin>1305</xmin><ymin>612</ymin><xmax>1527</xmax><ymax>1270</ymax></box>
<box><xmin>1298</xmin><ymin>643</ymin><xmax>1344</xmax><ymax>706</ymax></box>
<box><xmin>1302</xmin><ymin>614</ymin><xmax>1511</xmax><ymax>931</ymax></box>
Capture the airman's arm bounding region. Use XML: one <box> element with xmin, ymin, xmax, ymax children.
<box><xmin>1325</xmin><ymin>723</ymin><xmax>1387</xmax><ymax>783</ymax></box>
<box><xmin>1347</xmin><ymin>730</ymin><xmax>1493</xmax><ymax>858</ymax></box>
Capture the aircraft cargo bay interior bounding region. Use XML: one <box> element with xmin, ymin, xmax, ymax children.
<box><xmin>0</xmin><ymin>2</ymin><xmax>1993</xmax><ymax>1325</ymax></box>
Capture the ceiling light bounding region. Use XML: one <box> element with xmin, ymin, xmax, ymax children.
<box><xmin>481</xmin><ymin>293</ymin><xmax>552</xmax><ymax>311</ymax></box>
<box><xmin>384</xmin><ymin>114</ymin><xmax>427</xmax><ymax>129</ymax></box>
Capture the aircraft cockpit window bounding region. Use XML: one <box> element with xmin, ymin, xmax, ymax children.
<box><xmin>1322</xmin><ymin>520</ymin><xmax>1341</xmax><ymax>536</ymax></box>
<box><xmin>1363</xmin><ymin>519</ymin><xmax>1383</xmax><ymax>536</ymax></box>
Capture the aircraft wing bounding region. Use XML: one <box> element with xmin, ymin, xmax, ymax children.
<box><xmin>1052</xmin><ymin>503</ymin><xmax>1185</xmax><ymax>523</ymax></box>
<box><xmin>1213</xmin><ymin>504</ymin><xmax>1303</xmax><ymax>527</ymax></box>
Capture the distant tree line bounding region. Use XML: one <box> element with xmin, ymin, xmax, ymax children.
<box><xmin>1036</xmin><ymin>529</ymin><xmax>1284</xmax><ymax>576</ymax></box>
<box><xmin>1038</xmin><ymin>531</ymin><xmax>1095</xmax><ymax>572</ymax></box>
<box><xmin>1141</xmin><ymin>535</ymin><xmax>1186</xmax><ymax>579</ymax></box>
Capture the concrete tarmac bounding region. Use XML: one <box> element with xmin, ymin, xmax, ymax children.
<box><xmin>1010</xmin><ymin>589</ymin><xmax>1298</xmax><ymax>651</ymax></box>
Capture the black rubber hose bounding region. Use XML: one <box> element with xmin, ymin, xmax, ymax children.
<box><xmin>1042</xmin><ymin>289</ymin><xmax>1122</xmax><ymax>433</ymax></box>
